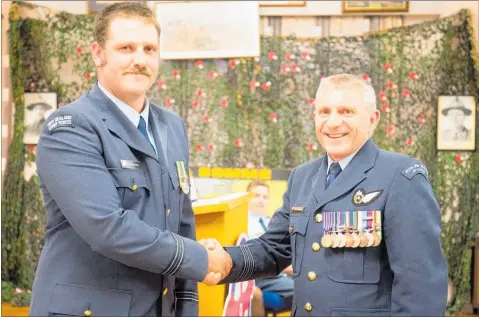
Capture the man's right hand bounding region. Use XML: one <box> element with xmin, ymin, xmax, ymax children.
<box><xmin>199</xmin><ymin>238</ymin><xmax>232</xmax><ymax>285</ymax></box>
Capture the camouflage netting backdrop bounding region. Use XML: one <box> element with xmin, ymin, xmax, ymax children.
<box><xmin>2</xmin><ymin>1</ymin><xmax>478</xmax><ymax>310</ymax></box>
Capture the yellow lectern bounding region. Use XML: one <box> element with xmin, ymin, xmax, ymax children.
<box><xmin>192</xmin><ymin>192</ymin><xmax>251</xmax><ymax>317</ymax></box>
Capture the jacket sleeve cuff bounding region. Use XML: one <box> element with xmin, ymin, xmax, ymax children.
<box><xmin>222</xmin><ymin>245</ymin><xmax>254</xmax><ymax>283</ymax></box>
<box><xmin>163</xmin><ymin>232</ymin><xmax>208</xmax><ymax>282</ymax></box>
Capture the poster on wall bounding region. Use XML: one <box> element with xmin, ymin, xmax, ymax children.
<box><xmin>155</xmin><ymin>1</ymin><xmax>260</xmax><ymax>59</ymax></box>
<box><xmin>23</xmin><ymin>92</ymin><xmax>57</xmax><ymax>145</ymax></box>
<box><xmin>437</xmin><ymin>95</ymin><xmax>476</xmax><ymax>151</ymax></box>
<box><xmin>342</xmin><ymin>1</ymin><xmax>409</xmax><ymax>13</ymax></box>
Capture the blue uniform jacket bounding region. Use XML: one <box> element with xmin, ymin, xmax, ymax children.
<box><xmin>30</xmin><ymin>84</ymin><xmax>208</xmax><ymax>316</ymax></box>
<box><xmin>223</xmin><ymin>139</ymin><xmax>448</xmax><ymax>316</ymax></box>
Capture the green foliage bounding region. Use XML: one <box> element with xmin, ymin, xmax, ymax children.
<box><xmin>1</xmin><ymin>281</ymin><xmax>31</xmax><ymax>307</ymax></box>
<box><xmin>2</xmin><ymin>1</ymin><xmax>478</xmax><ymax>310</ymax></box>
<box><xmin>2</xmin><ymin>281</ymin><xmax>15</xmax><ymax>302</ymax></box>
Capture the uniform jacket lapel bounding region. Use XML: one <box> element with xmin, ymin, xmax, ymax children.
<box><xmin>149</xmin><ymin>110</ymin><xmax>168</xmax><ymax>166</ymax></box>
<box><xmin>88</xmin><ymin>84</ymin><xmax>159</xmax><ymax>162</ymax></box>
<box><xmin>313</xmin><ymin>139</ymin><xmax>379</xmax><ymax>210</ymax></box>
<box><xmin>150</xmin><ymin>107</ymin><xmax>180</xmax><ymax>190</ymax></box>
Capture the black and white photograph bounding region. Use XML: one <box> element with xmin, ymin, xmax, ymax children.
<box><xmin>23</xmin><ymin>92</ymin><xmax>57</xmax><ymax>145</ymax></box>
<box><xmin>437</xmin><ymin>95</ymin><xmax>476</xmax><ymax>150</ymax></box>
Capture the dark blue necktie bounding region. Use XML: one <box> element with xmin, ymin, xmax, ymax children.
<box><xmin>326</xmin><ymin>162</ymin><xmax>342</xmax><ymax>188</ymax></box>
<box><xmin>138</xmin><ymin>116</ymin><xmax>155</xmax><ymax>152</ymax></box>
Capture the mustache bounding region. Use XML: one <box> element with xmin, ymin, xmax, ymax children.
<box><xmin>124</xmin><ymin>66</ymin><xmax>153</xmax><ymax>77</ymax></box>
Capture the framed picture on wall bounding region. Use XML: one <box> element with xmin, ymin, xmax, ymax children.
<box><xmin>259</xmin><ymin>1</ymin><xmax>306</xmax><ymax>6</ymax></box>
<box><xmin>342</xmin><ymin>1</ymin><xmax>409</xmax><ymax>13</ymax></box>
<box><xmin>155</xmin><ymin>1</ymin><xmax>260</xmax><ymax>59</ymax></box>
<box><xmin>437</xmin><ymin>95</ymin><xmax>476</xmax><ymax>151</ymax></box>
<box><xmin>23</xmin><ymin>92</ymin><xmax>57</xmax><ymax>145</ymax></box>
<box><xmin>88</xmin><ymin>0</ymin><xmax>146</xmax><ymax>15</ymax></box>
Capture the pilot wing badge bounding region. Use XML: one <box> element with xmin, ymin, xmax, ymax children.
<box><xmin>352</xmin><ymin>188</ymin><xmax>383</xmax><ymax>207</ymax></box>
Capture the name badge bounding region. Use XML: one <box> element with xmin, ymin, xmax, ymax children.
<box><xmin>120</xmin><ymin>160</ymin><xmax>140</xmax><ymax>169</ymax></box>
<box><xmin>291</xmin><ymin>206</ymin><xmax>304</xmax><ymax>214</ymax></box>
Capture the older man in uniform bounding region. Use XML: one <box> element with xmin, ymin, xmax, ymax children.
<box><xmin>30</xmin><ymin>2</ymin><xmax>230</xmax><ymax>317</ymax></box>
<box><xmin>205</xmin><ymin>74</ymin><xmax>448</xmax><ymax>316</ymax></box>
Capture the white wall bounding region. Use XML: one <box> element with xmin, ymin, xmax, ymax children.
<box><xmin>259</xmin><ymin>0</ymin><xmax>445</xmax><ymax>16</ymax></box>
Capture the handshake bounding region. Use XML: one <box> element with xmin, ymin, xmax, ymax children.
<box><xmin>199</xmin><ymin>238</ymin><xmax>233</xmax><ymax>286</ymax></box>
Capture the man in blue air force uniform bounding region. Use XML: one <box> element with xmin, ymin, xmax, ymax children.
<box><xmin>30</xmin><ymin>3</ymin><xmax>230</xmax><ymax>316</ymax></box>
<box><xmin>204</xmin><ymin>74</ymin><xmax>448</xmax><ymax>316</ymax></box>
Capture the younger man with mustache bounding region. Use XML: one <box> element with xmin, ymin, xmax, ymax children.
<box><xmin>30</xmin><ymin>2</ymin><xmax>231</xmax><ymax>316</ymax></box>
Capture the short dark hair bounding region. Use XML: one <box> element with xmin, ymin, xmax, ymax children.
<box><xmin>93</xmin><ymin>2</ymin><xmax>160</xmax><ymax>47</ymax></box>
<box><xmin>246</xmin><ymin>180</ymin><xmax>270</xmax><ymax>193</ymax></box>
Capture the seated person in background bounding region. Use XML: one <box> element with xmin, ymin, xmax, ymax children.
<box><xmin>246</xmin><ymin>180</ymin><xmax>293</xmax><ymax>316</ymax></box>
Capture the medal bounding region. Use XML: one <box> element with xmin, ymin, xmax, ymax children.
<box><xmin>358</xmin><ymin>212</ymin><xmax>369</xmax><ymax>247</ymax></box>
<box><xmin>176</xmin><ymin>161</ymin><xmax>190</xmax><ymax>194</ymax></box>
<box><xmin>321</xmin><ymin>234</ymin><xmax>334</xmax><ymax>248</ymax></box>
<box><xmin>332</xmin><ymin>233</ymin><xmax>340</xmax><ymax>248</ymax></box>
<box><xmin>351</xmin><ymin>211</ymin><xmax>360</xmax><ymax>248</ymax></box>
<box><xmin>338</xmin><ymin>233</ymin><xmax>346</xmax><ymax>248</ymax></box>
<box><xmin>337</xmin><ymin>213</ymin><xmax>346</xmax><ymax>248</ymax></box>
<box><xmin>331</xmin><ymin>213</ymin><xmax>340</xmax><ymax>248</ymax></box>
<box><xmin>344</xmin><ymin>212</ymin><xmax>354</xmax><ymax>247</ymax></box>
<box><xmin>359</xmin><ymin>233</ymin><xmax>368</xmax><ymax>247</ymax></box>
<box><xmin>366</xmin><ymin>231</ymin><xmax>375</xmax><ymax>247</ymax></box>
<box><xmin>366</xmin><ymin>211</ymin><xmax>375</xmax><ymax>247</ymax></box>
<box><xmin>321</xmin><ymin>212</ymin><xmax>333</xmax><ymax>248</ymax></box>
<box><xmin>373</xmin><ymin>210</ymin><xmax>382</xmax><ymax>246</ymax></box>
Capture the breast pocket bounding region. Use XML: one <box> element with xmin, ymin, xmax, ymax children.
<box><xmin>108</xmin><ymin>168</ymin><xmax>151</xmax><ymax>211</ymax></box>
<box><xmin>290</xmin><ymin>215</ymin><xmax>309</xmax><ymax>277</ymax></box>
<box><xmin>326</xmin><ymin>247</ymin><xmax>380</xmax><ymax>284</ymax></box>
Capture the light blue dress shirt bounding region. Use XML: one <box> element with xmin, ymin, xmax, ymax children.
<box><xmin>98</xmin><ymin>83</ymin><xmax>157</xmax><ymax>154</ymax></box>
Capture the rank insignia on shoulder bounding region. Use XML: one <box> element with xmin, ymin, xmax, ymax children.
<box><xmin>352</xmin><ymin>188</ymin><xmax>383</xmax><ymax>207</ymax></box>
<box><xmin>46</xmin><ymin>114</ymin><xmax>75</xmax><ymax>133</ymax></box>
<box><xmin>401</xmin><ymin>161</ymin><xmax>428</xmax><ymax>180</ymax></box>
<box><xmin>291</xmin><ymin>206</ymin><xmax>304</xmax><ymax>214</ymax></box>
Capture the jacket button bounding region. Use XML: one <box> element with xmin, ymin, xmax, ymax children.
<box><xmin>304</xmin><ymin>302</ymin><xmax>312</xmax><ymax>312</ymax></box>
<box><xmin>288</xmin><ymin>226</ymin><xmax>293</xmax><ymax>233</ymax></box>
<box><xmin>84</xmin><ymin>310</ymin><xmax>92</xmax><ymax>317</ymax></box>
<box><xmin>315</xmin><ymin>213</ymin><xmax>323</xmax><ymax>223</ymax></box>
<box><xmin>166</xmin><ymin>209</ymin><xmax>171</xmax><ymax>216</ymax></box>
<box><xmin>131</xmin><ymin>184</ymin><xmax>138</xmax><ymax>191</ymax></box>
<box><xmin>312</xmin><ymin>242</ymin><xmax>320</xmax><ymax>252</ymax></box>
<box><xmin>308</xmin><ymin>271</ymin><xmax>316</xmax><ymax>281</ymax></box>
<box><xmin>162</xmin><ymin>288</ymin><xmax>168</xmax><ymax>296</ymax></box>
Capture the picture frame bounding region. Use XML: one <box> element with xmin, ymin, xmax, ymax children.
<box><xmin>437</xmin><ymin>96</ymin><xmax>476</xmax><ymax>151</ymax></box>
<box><xmin>259</xmin><ymin>1</ymin><xmax>306</xmax><ymax>7</ymax></box>
<box><xmin>23</xmin><ymin>92</ymin><xmax>57</xmax><ymax>145</ymax></box>
<box><xmin>87</xmin><ymin>0</ymin><xmax>146</xmax><ymax>15</ymax></box>
<box><xmin>155</xmin><ymin>1</ymin><xmax>260</xmax><ymax>60</ymax></box>
<box><xmin>342</xmin><ymin>1</ymin><xmax>409</xmax><ymax>13</ymax></box>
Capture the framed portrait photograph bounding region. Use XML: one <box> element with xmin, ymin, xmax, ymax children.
<box><xmin>342</xmin><ymin>1</ymin><xmax>409</xmax><ymax>13</ymax></box>
<box><xmin>23</xmin><ymin>92</ymin><xmax>57</xmax><ymax>145</ymax></box>
<box><xmin>437</xmin><ymin>96</ymin><xmax>476</xmax><ymax>151</ymax></box>
<box><xmin>155</xmin><ymin>1</ymin><xmax>260</xmax><ymax>59</ymax></box>
<box><xmin>88</xmin><ymin>0</ymin><xmax>146</xmax><ymax>15</ymax></box>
